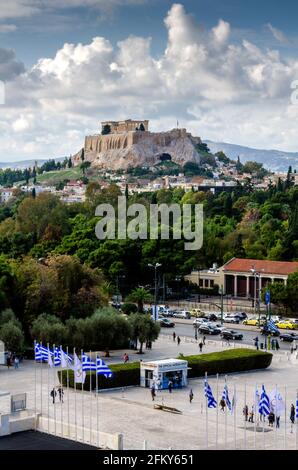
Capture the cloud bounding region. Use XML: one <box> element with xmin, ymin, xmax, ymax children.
<box><xmin>1</xmin><ymin>3</ymin><xmax>298</xmax><ymax>161</ymax></box>
<box><xmin>0</xmin><ymin>24</ymin><xmax>17</xmax><ymax>33</ymax></box>
<box><xmin>267</xmin><ymin>23</ymin><xmax>288</xmax><ymax>43</ymax></box>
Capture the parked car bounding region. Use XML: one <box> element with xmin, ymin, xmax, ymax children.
<box><xmin>208</xmin><ymin>322</ymin><xmax>226</xmax><ymax>332</ymax></box>
<box><xmin>223</xmin><ymin>315</ymin><xmax>240</xmax><ymax>324</ymax></box>
<box><xmin>260</xmin><ymin>326</ymin><xmax>280</xmax><ymax>337</ymax></box>
<box><xmin>206</xmin><ymin>313</ymin><xmax>218</xmax><ymax>322</ymax></box>
<box><xmin>172</xmin><ymin>310</ymin><xmax>191</xmax><ymax>319</ymax></box>
<box><xmin>243</xmin><ymin>318</ymin><xmax>259</xmax><ymax>326</ymax></box>
<box><xmin>159</xmin><ymin>318</ymin><xmax>175</xmax><ymax>328</ymax></box>
<box><xmin>280</xmin><ymin>333</ymin><xmax>298</xmax><ymax>342</ymax></box>
<box><xmin>275</xmin><ymin>321</ymin><xmax>298</xmax><ymax>330</ymax></box>
<box><xmin>221</xmin><ymin>329</ymin><xmax>243</xmax><ymax>340</ymax></box>
<box><xmin>161</xmin><ymin>309</ymin><xmax>175</xmax><ymax>317</ymax></box>
<box><xmin>233</xmin><ymin>311</ymin><xmax>247</xmax><ymax>320</ymax></box>
<box><xmin>193</xmin><ymin>318</ymin><xmax>209</xmax><ymax>327</ymax></box>
<box><xmin>198</xmin><ymin>324</ymin><xmax>221</xmax><ymax>335</ymax></box>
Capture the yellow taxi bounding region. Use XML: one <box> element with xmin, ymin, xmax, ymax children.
<box><xmin>275</xmin><ymin>320</ymin><xmax>297</xmax><ymax>330</ymax></box>
<box><xmin>243</xmin><ymin>318</ymin><xmax>259</xmax><ymax>326</ymax></box>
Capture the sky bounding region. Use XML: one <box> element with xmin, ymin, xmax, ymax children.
<box><xmin>1</xmin><ymin>0</ymin><xmax>298</xmax><ymax>161</ymax></box>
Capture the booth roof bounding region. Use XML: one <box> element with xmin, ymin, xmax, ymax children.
<box><xmin>140</xmin><ymin>358</ymin><xmax>188</xmax><ymax>367</ymax></box>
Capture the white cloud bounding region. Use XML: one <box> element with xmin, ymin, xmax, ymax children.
<box><xmin>1</xmin><ymin>3</ymin><xmax>298</xmax><ymax>161</ymax></box>
<box><xmin>0</xmin><ymin>24</ymin><xmax>17</xmax><ymax>33</ymax></box>
<box><xmin>267</xmin><ymin>23</ymin><xmax>288</xmax><ymax>43</ymax></box>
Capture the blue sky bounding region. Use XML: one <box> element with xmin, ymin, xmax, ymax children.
<box><xmin>1</xmin><ymin>1</ymin><xmax>298</xmax><ymax>160</ymax></box>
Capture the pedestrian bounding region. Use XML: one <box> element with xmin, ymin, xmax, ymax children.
<box><xmin>173</xmin><ymin>331</ymin><xmax>176</xmax><ymax>342</ymax></box>
<box><xmin>189</xmin><ymin>389</ymin><xmax>194</xmax><ymax>403</ymax></box>
<box><xmin>14</xmin><ymin>356</ymin><xmax>19</xmax><ymax>369</ymax></box>
<box><xmin>275</xmin><ymin>340</ymin><xmax>280</xmax><ymax>351</ymax></box>
<box><xmin>254</xmin><ymin>336</ymin><xmax>259</xmax><ymax>350</ymax></box>
<box><xmin>151</xmin><ymin>386</ymin><xmax>156</xmax><ymax>401</ymax></box>
<box><xmin>243</xmin><ymin>404</ymin><xmax>248</xmax><ymax>421</ymax></box>
<box><xmin>202</xmin><ymin>336</ymin><xmax>206</xmax><ymax>346</ymax></box>
<box><xmin>177</xmin><ymin>336</ymin><xmax>181</xmax><ymax>346</ymax></box>
<box><xmin>290</xmin><ymin>404</ymin><xmax>295</xmax><ymax>427</ymax></box>
<box><xmin>268</xmin><ymin>411</ymin><xmax>275</xmax><ymax>427</ymax></box>
<box><xmin>271</xmin><ymin>338</ymin><xmax>275</xmax><ymax>350</ymax></box>
<box><xmin>122</xmin><ymin>353</ymin><xmax>129</xmax><ymax>363</ymax></box>
<box><xmin>293</xmin><ymin>339</ymin><xmax>297</xmax><ymax>351</ymax></box>
<box><xmin>220</xmin><ymin>398</ymin><xmax>226</xmax><ymax>411</ymax></box>
<box><xmin>248</xmin><ymin>406</ymin><xmax>254</xmax><ymax>423</ymax></box>
<box><xmin>276</xmin><ymin>415</ymin><xmax>280</xmax><ymax>428</ymax></box>
<box><xmin>50</xmin><ymin>388</ymin><xmax>57</xmax><ymax>404</ymax></box>
<box><xmin>6</xmin><ymin>355</ymin><xmax>11</xmax><ymax>369</ymax></box>
<box><xmin>199</xmin><ymin>341</ymin><xmax>203</xmax><ymax>352</ymax></box>
<box><xmin>168</xmin><ymin>380</ymin><xmax>173</xmax><ymax>394</ymax></box>
<box><xmin>57</xmin><ymin>386</ymin><xmax>64</xmax><ymax>403</ymax></box>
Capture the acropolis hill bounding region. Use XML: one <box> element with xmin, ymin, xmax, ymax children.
<box><xmin>72</xmin><ymin>120</ymin><xmax>202</xmax><ymax>170</ymax></box>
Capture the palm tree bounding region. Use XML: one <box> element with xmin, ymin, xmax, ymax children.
<box><xmin>126</xmin><ymin>287</ymin><xmax>153</xmax><ymax>313</ymax></box>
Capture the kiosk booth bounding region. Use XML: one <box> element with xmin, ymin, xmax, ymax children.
<box><xmin>140</xmin><ymin>358</ymin><xmax>188</xmax><ymax>390</ymax></box>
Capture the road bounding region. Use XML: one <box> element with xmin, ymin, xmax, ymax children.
<box><xmin>161</xmin><ymin>320</ymin><xmax>294</xmax><ymax>351</ymax></box>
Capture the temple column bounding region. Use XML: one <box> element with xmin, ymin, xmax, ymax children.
<box><xmin>234</xmin><ymin>275</ymin><xmax>238</xmax><ymax>297</ymax></box>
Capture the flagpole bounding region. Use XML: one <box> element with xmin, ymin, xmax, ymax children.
<box><xmin>274</xmin><ymin>383</ymin><xmax>277</xmax><ymax>450</ymax></box>
<box><xmin>224</xmin><ymin>375</ymin><xmax>227</xmax><ymax>449</ymax></box>
<box><xmin>284</xmin><ymin>385</ymin><xmax>287</xmax><ymax>450</ymax></box>
<box><xmin>34</xmin><ymin>340</ymin><xmax>37</xmax><ymax>431</ymax></box>
<box><xmin>244</xmin><ymin>382</ymin><xmax>247</xmax><ymax>450</ymax></box>
<box><xmin>60</xmin><ymin>345</ymin><xmax>63</xmax><ymax>438</ymax></box>
<box><xmin>205</xmin><ymin>372</ymin><xmax>208</xmax><ymax>449</ymax></box>
<box><xmin>53</xmin><ymin>343</ymin><xmax>56</xmax><ymax>436</ymax></box>
<box><xmin>233</xmin><ymin>383</ymin><xmax>236</xmax><ymax>449</ymax></box>
<box><xmin>296</xmin><ymin>390</ymin><xmax>298</xmax><ymax>450</ymax></box>
<box><xmin>96</xmin><ymin>351</ymin><xmax>99</xmax><ymax>448</ymax></box>
<box><xmin>67</xmin><ymin>346</ymin><xmax>70</xmax><ymax>438</ymax></box>
<box><xmin>40</xmin><ymin>341</ymin><xmax>43</xmax><ymax>425</ymax></box>
<box><xmin>47</xmin><ymin>342</ymin><xmax>50</xmax><ymax>434</ymax></box>
<box><xmin>81</xmin><ymin>348</ymin><xmax>84</xmax><ymax>443</ymax></box>
<box><xmin>254</xmin><ymin>383</ymin><xmax>257</xmax><ymax>449</ymax></box>
<box><xmin>74</xmin><ymin>347</ymin><xmax>77</xmax><ymax>442</ymax></box>
<box><xmin>89</xmin><ymin>349</ymin><xmax>92</xmax><ymax>444</ymax></box>
<box><xmin>215</xmin><ymin>373</ymin><xmax>219</xmax><ymax>449</ymax></box>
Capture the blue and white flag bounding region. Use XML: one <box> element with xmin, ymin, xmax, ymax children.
<box><xmin>204</xmin><ymin>380</ymin><xmax>217</xmax><ymax>408</ymax></box>
<box><xmin>34</xmin><ymin>342</ymin><xmax>42</xmax><ymax>361</ymax></box>
<box><xmin>34</xmin><ymin>342</ymin><xmax>53</xmax><ymax>361</ymax></box>
<box><xmin>96</xmin><ymin>357</ymin><xmax>112</xmax><ymax>378</ymax></box>
<box><xmin>296</xmin><ymin>398</ymin><xmax>298</xmax><ymax>419</ymax></box>
<box><xmin>82</xmin><ymin>353</ymin><xmax>97</xmax><ymax>371</ymax></box>
<box><xmin>269</xmin><ymin>389</ymin><xmax>285</xmax><ymax>415</ymax></box>
<box><xmin>267</xmin><ymin>320</ymin><xmax>279</xmax><ymax>333</ymax></box>
<box><xmin>222</xmin><ymin>384</ymin><xmax>232</xmax><ymax>411</ymax></box>
<box><xmin>54</xmin><ymin>348</ymin><xmax>61</xmax><ymax>367</ymax></box>
<box><xmin>259</xmin><ymin>385</ymin><xmax>270</xmax><ymax>416</ymax></box>
<box><xmin>73</xmin><ymin>353</ymin><xmax>86</xmax><ymax>384</ymax></box>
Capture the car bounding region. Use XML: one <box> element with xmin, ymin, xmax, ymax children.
<box><xmin>208</xmin><ymin>322</ymin><xmax>226</xmax><ymax>332</ymax></box>
<box><xmin>161</xmin><ymin>309</ymin><xmax>174</xmax><ymax>317</ymax></box>
<box><xmin>206</xmin><ymin>313</ymin><xmax>218</xmax><ymax>322</ymax></box>
<box><xmin>243</xmin><ymin>318</ymin><xmax>260</xmax><ymax>326</ymax></box>
<box><xmin>275</xmin><ymin>321</ymin><xmax>298</xmax><ymax>330</ymax></box>
<box><xmin>223</xmin><ymin>315</ymin><xmax>240</xmax><ymax>324</ymax></box>
<box><xmin>172</xmin><ymin>310</ymin><xmax>191</xmax><ymax>319</ymax></box>
<box><xmin>221</xmin><ymin>329</ymin><xmax>243</xmax><ymax>340</ymax></box>
<box><xmin>233</xmin><ymin>311</ymin><xmax>248</xmax><ymax>320</ymax></box>
<box><xmin>279</xmin><ymin>333</ymin><xmax>298</xmax><ymax>342</ymax></box>
<box><xmin>193</xmin><ymin>318</ymin><xmax>209</xmax><ymax>327</ymax></box>
<box><xmin>260</xmin><ymin>326</ymin><xmax>280</xmax><ymax>337</ymax></box>
<box><xmin>198</xmin><ymin>324</ymin><xmax>221</xmax><ymax>335</ymax></box>
<box><xmin>159</xmin><ymin>318</ymin><xmax>175</xmax><ymax>328</ymax></box>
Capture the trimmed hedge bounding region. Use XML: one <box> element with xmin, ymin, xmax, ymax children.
<box><xmin>59</xmin><ymin>361</ymin><xmax>140</xmax><ymax>391</ymax></box>
<box><xmin>59</xmin><ymin>349</ymin><xmax>272</xmax><ymax>390</ymax></box>
<box><xmin>181</xmin><ymin>348</ymin><xmax>272</xmax><ymax>378</ymax></box>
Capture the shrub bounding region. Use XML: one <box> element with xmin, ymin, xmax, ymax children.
<box><xmin>179</xmin><ymin>348</ymin><xmax>272</xmax><ymax>378</ymax></box>
<box><xmin>59</xmin><ymin>361</ymin><xmax>140</xmax><ymax>390</ymax></box>
<box><xmin>121</xmin><ymin>302</ymin><xmax>138</xmax><ymax>315</ymax></box>
<box><xmin>0</xmin><ymin>321</ymin><xmax>24</xmax><ymax>353</ymax></box>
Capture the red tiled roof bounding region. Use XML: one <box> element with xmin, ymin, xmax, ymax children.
<box><xmin>223</xmin><ymin>258</ymin><xmax>298</xmax><ymax>276</ymax></box>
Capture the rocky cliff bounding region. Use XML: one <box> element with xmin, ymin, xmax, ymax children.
<box><xmin>72</xmin><ymin>128</ymin><xmax>202</xmax><ymax>170</ymax></box>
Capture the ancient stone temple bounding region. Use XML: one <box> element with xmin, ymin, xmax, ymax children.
<box><xmin>72</xmin><ymin>119</ymin><xmax>202</xmax><ymax>170</ymax></box>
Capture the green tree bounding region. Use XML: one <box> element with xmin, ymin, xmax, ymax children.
<box><xmin>128</xmin><ymin>313</ymin><xmax>160</xmax><ymax>353</ymax></box>
<box><xmin>126</xmin><ymin>287</ymin><xmax>153</xmax><ymax>313</ymax></box>
<box><xmin>0</xmin><ymin>321</ymin><xmax>24</xmax><ymax>352</ymax></box>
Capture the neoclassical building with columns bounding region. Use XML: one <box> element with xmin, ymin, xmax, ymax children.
<box><xmin>185</xmin><ymin>258</ymin><xmax>298</xmax><ymax>298</ymax></box>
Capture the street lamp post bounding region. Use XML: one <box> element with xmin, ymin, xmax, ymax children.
<box><xmin>219</xmin><ymin>285</ymin><xmax>224</xmax><ymax>325</ymax></box>
<box><xmin>148</xmin><ymin>263</ymin><xmax>162</xmax><ymax>322</ymax></box>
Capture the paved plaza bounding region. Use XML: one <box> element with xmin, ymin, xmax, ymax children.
<box><xmin>1</xmin><ymin>336</ymin><xmax>298</xmax><ymax>450</ymax></box>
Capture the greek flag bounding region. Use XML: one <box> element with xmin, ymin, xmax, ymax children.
<box><xmin>204</xmin><ymin>380</ymin><xmax>217</xmax><ymax>408</ymax></box>
<box><xmin>267</xmin><ymin>320</ymin><xmax>279</xmax><ymax>333</ymax></box>
<box><xmin>54</xmin><ymin>348</ymin><xmax>61</xmax><ymax>367</ymax></box>
<box><xmin>82</xmin><ymin>353</ymin><xmax>97</xmax><ymax>371</ymax></box>
<box><xmin>34</xmin><ymin>342</ymin><xmax>42</xmax><ymax>361</ymax></box>
<box><xmin>34</xmin><ymin>343</ymin><xmax>53</xmax><ymax>361</ymax></box>
<box><xmin>96</xmin><ymin>357</ymin><xmax>112</xmax><ymax>378</ymax></box>
<box><xmin>222</xmin><ymin>384</ymin><xmax>232</xmax><ymax>410</ymax></box>
<box><xmin>296</xmin><ymin>398</ymin><xmax>298</xmax><ymax>419</ymax></box>
<box><xmin>259</xmin><ymin>385</ymin><xmax>270</xmax><ymax>416</ymax></box>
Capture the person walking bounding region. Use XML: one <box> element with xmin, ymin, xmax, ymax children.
<box><xmin>168</xmin><ymin>380</ymin><xmax>173</xmax><ymax>394</ymax></box>
<box><xmin>122</xmin><ymin>353</ymin><xmax>129</xmax><ymax>363</ymax></box>
<box><xmin>275</xmin><ymin>339</ymin><xmax>280</xmax><ymax>351</ymax></box>
<box><xmin>268</xmin><ymin>411</ymin><xmax>275</xmax><ymax>427</ymax></box>
<box><xmin>243</xmin><ymin>404</ymin><xmax>249</xmax><ymax>421</ymax></box>
<box><xmin>177</xmin><ymin>336</ymin><xmax>181</xmax><ymax>346</ymax></box>
<box><xmin>14</xmin><ymin>356</ymin><xmax>19</xmax><ymax>370</ymax></box>
<box><xmin>248</xmin><ymin>405</ymin><xmax>254</xmax><ymax>423</ymax></box>
<box><xmin>6</xmin><ymin>355</ymin><xmax>11</xmax><ymax>370</ymax></box>
<box><xmin>57</xmin><ymin>386</ymin><xmax>64</xmax><ymax>403</ymax></box>
<box><xmin>50</xmin><ymin>388</ymin><xmax>57</xmax><ymax>404</ymax></box>
<box><xmin>189</xmin><ymin>389</ymin><xmax>194</xmax><ymax>403</ymax></box>
<box><xmin>276</xmin><ymin>415</ymin><xmax>280</xmax><ymax>428</ymax></box>
<box><xmin>220</xmin><ymin>398</ymin><xmax>226</xmax><ymax>412</ymax></box>
<box><xmin>202</xmin><ymin>336</ymin><xmax>206</xmax><ymax>346</ymax></box>
<box><xmin>290</xmin><ymin>403</ymin><xmax>295</xmax><ymax>432</ymax></box>
<box><xmin>254</xmin><ymin>336</ymin><xmax>259</xmax><ymax>350</ymax></box>
<box><xmin>151</xmin><ymin>385</ymin><xmax>156</xmax><ymax>401</ymax></box>
<box><xmin>199</xmin><ymin>341</ymin><xmax>203</xmax><ymax>352</ymax></box>
<box><xmin>173</xmin><ymin>331</ymin><xmax>176</xmax><ymax>342</ymax></box>
<box><xmin>293</xmin><ymin>339</ymin><xmax>297</xmax><ymax>351</ymax></box>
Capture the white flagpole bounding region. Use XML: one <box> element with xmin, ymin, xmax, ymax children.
<box><xmin>284</xmin><ymin>385</ymin><xmax>287</xmax><ymax>449</ymax></box>
<box><xmin>60</xmin><ymin>345</ymin><xmax>63</xmax><ymax>437</ymax></box>
<box><xmin>53</xmin><ymin>344</ymin><xmax>56</xmax><ymax>436</ymax></box>
<box><xmin>296</xmin><ymin>390</ymin><xmax>298</xmax><ymax>450</ymax></box>
<box><xmin>215</xmin><ymin>373</ymin><xmax>219</xmax><ymax>449</ymax></box>
<box><xmin>96</xmin><ymin>351</ymin><xmax>99</xmax><ymax>448</ymax></box>
<box><xmin>74</xmin><ymin>347</ymin><xmax>77</xmax><ymax>442</ymax></box>
<box><xmin>47</xmin><ymin>342</ymin><xmax>50</xmax><ymax>434</ymax></box>
<box><xmin>254</xmin><ymin>383</ymin><xmax>257</xmax><ymax>449</ymax></box>
<box><xmin>233</xmin><ymin>383</ymin><xmax>236</xmax><ymax>449</ymax></box>
<box><xmin>40</xmin><ymin>341</ymin><xmax>43</xmax><ymax>424</ymax></box>
<box><xmin>89</xmin><ymin>349</ymin><xmax>92</xmax><ymax>444</ymax></box>
<box><xmin>81</xmin><ymin>348</ymin><xmax>84</xmax><ymax>443</ymax></box>
<box><xmin>274</xmin><ymin>383</ymin><xmax>277</xmax><ymax>450</ymax></box>
<box><xmin>244</xmin><ymin>382</ymin><xmax>247</xmax><ymax>449</ymax></box>
<box><xmin>205</xmin><ymin>372</ymin><xmax>208</xmax><ymax>449</ymax></box>
<box><xmin>34</xmin><ymin>340</ymin><xmax>37</xmax><ymax>431</ymax></box>
<box><xmin>67</xmin><ymin>346</ymin><xmax>70</xmax><ymax>438</ymax></box>
<box><xmin>224</xmin><ymin>375</ymin><xmax>227</xmax><ymax>449</ymax></box>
